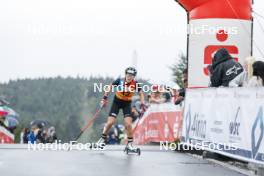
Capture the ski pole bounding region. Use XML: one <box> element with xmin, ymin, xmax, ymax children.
<box><xmin>73</xmin><ymin>105</ymin><xmax>104</xmax><ymax>142</ymax></box>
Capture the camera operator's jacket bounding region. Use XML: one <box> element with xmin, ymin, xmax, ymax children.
<box><xmin>210</xmin><ymin>49</ymin><xmax>244</xmax><ymax>87</ymax></box>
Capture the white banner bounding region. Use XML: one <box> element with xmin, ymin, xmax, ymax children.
<box><xmin>182</xmin><ymin>87</ymin><xmax>264</xmax><ymax>165</ymax></box>
<box><xmin>188</xmin><ymin>19</ymin><xmax>252</xmax><ymax>87</ymax></box>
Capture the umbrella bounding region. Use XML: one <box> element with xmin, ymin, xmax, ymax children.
<box><xmin>2</xmin><ymin>106</ymin><xmax>19</xmax><ymax>119</ymax></box>
<box><xmin>5</xmin><ymin>116</ymin><xmax>19</xmax><ymax>127</ymax></box>
<box><xmin>0</xmin><ymin>99</ymin><xmax>9</xmax><ymax>106</ymax></box>
<box><xmin>0</xmin><ymin>106</ymin><xmax>8</xmax><ymax>117</ymax></box>
<box><xmin>29</xmin><ymin>120</ymin><xmax>51</xmax><ymax>129</ymax></box>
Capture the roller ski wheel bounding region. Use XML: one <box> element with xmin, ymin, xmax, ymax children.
<box><xmin>91</xmin><ymin>138</ymin><xmax>106</xmax><ymax>150</ymax></box>
<box><xmin>124</xmin><ymin>144</ymin><xmax>141</xmax><ymax>155</ymax></box>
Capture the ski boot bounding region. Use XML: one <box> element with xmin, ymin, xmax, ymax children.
<box><xmin>124</xmin><ymin>142</ymin><xmax>141</xmax><ymax>155</ymax></box>
<box><xmin>91</xmin><ymin>137</ymin><xmax>106</xmax><ymax>150</ymax></box>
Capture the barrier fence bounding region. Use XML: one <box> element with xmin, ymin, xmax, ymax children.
<box><xmin>134</xmin><ymin>87</ymin><xmax>264</xmax><ymax>165</ymax></box>
<box><xmin>133</xmin><ymin>103</ymin><xmax>182</xmax><ymax>145</ymax></box>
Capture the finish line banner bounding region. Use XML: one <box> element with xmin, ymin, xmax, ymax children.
<box><xmin>133</xmin><ymin>103</ymin><xmax>182</xmax><ymax>145</ymax></box>
<box><xmin>182</xmin><ymin>88</ymin><xmax>264</xmax><ymax>165</ymax></box>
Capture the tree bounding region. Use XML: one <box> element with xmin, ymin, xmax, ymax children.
<box><xmin>170</xmin><ymin>53</ymin><xmax>187</xmax><ymax>89</ymax></box>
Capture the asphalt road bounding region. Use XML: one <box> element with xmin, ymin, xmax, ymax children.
<box><xmin>0</xmin><ymin>145</ymin><xmax>245</xmax><ymax>176</ymax></box>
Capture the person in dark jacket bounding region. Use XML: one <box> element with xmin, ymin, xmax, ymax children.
<box><xmin>210</xmin><ymin>48</ymin><xmax>244</xmax><ymax>87</ymax></box>
<box><xmin>248</xmin><ymin>61</ymin><xmax>264</xmax><ymax>87</ymax></box>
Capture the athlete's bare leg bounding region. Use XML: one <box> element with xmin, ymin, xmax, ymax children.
<box><xmin>102</xmin><ymin>116</ymin><xmax>116</xmax><ymax>135</ymax></box>
<box><xmin>124</xmin><ymin>117</ymin><xmax>133</xmax><ymax>138</ymax></box>
<box><xmin>97</xmin><ymin>116</ymin><xmax>116</xmax><ymax>146</ymax></box>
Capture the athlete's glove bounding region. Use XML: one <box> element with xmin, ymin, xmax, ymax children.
<box><xmin>100</xmin><ymin>96</ymin><xmax>108</xmax><ymax>108</ymax></box>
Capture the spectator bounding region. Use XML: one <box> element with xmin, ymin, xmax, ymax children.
<box><xmin>210</xmin><ymin>48</ymin><xmax>244</xmax><ymax>87</ymax></box>
<box><xmin>0</xmin><ymin>111</ymin><xmax>8</xmax><ymax>130</ymax></box>
<box><xmin>175</xmin><ymin>89</ymin><xmax>185</xmax><ymax>105</ymax></box>
<box><xmin>207</xmin><ymin>65</ymin><xmax>213</xmax><ymax>86</ymax></box>
<box><xmin>35</xmin><ymin>124</ymin><xmax>45</xmax><ymax>143</ymax></box>
<box><xmin>163</xmin><ymin>86</ymin><xmax>172</xmax><ymax>103</ymax></box>
<box><xmin>21</xmin><ymin>128</ymin><xmax>30</xmax><ymax>144</ymax></box>
<box><xmin>149</xmin><ymin>85</ymin><xmax>166</xmax><ymax>104</ymax></box>
<box><xmin>131</xmin><ymin>105</ymin><xmax>140</xmax><ymax>122</ymax></box>
<box><xmin>146</xmin><ymin>93</ymin><xmax>151</xmax><ymax>107</ymax></box>
<box><xmin>47</xmin><ymin>126</ymin><xmax>57</xmax><ymax>143</ymax></box>
<box><xmin>116</xmin><ymin>124</ymin><xmax>125</xmax><ymax>144</ymax></box>
<box><xmin>27</xmin><ymin>126</ymin><xmax>37</xmax><ymax>144</ymax></box>
<box><xmin>0</xmin><ymin>115</ymin><xmax>5</xmax><ymax>127</ymax></box>
<box><xmin>167</xmin><ymin>85</ymin><xmax>178</xmax><ymax>104</ymax></box>
<box><xmin>108</xmin><ymin>133</ymin><xmax>118</xmax><ymax>144</ymax></box>
<box><xmin>106</xmin><ymin>125</ymin><xmax>119</xmax><ymax>145</ymax></box>
<box><xmin>131</xmin><ymin>96</ymin><xmax>142</xmax><ymax>114</ymax></box>
<box><xmin>7</xmin><ymin>126</ymin><xmax>16</xmax><ymax>134</ymax></box>
<box><xmin>175</xmin><ymin>69</ymin><xmax>188</xmax><ymax>105</ymax></box>
<box><xmin>27</xmin><ymin>125</ymin><xmax>45</xmax><ymax>144</ymax></box>
<box><xmin>229</xmin><ymin>56</ymin><xmax>255</xmax><ymax>87</ymax></box>
<box><xmin>247</xmin><ymin>61</ymin><xmax>264</xmax><ymax>87</ymax></box>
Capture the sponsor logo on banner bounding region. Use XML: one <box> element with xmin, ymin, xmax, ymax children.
<box><xmin>226</xmin><ymin>65</ymin><xmax>242</xmax><ymax>76</ymax></box>
<box><xmin>251</xmin><ymin>107</ymin><xmax>264</xmax><ymax>159</ymax></box>
<box><xmin>184</xmin><ymin>105</ymin><xmax>206</xmax><ymax>142</ymax></box>
<box><xmin>210</xmin><ymin>120</ymin><xmax>223</xmax><ymax>134</ymax></box>
<box><xmin>204</xmin><ymin>30</ymin><xmax>239</xmax><ymax>76</ymax></box>
<box><xmin>234</xmin><ymin>92</ymin><xmax>250</xmax><ymax>99</ymax></box>
<box><xmin>191</xmin><ymin>114</ymin><xmax>206</xmax><ymax>139</ymax></box>
<box><xmin>183</xmin><ymin>88</ymin><xmax>264</xmax><ymax>164</ymax></box>
<box><xmin>133</xmin><ymin>103</ymin><xmax>183</xmax><ymax>145</ymax></box>
<box><xmin>229</xmin><ymin>107</ymin><xmax>241</xmax><ymax>143</ymax></box>
<box><xmin>214</xmin><ymin>92</ymin><xmax>229</xmax><ymax>98</ymax></box>
<box><xmin>188</xmin><ymin>19</ymin><xmax>251</xmax><ymax>87</ymax></box>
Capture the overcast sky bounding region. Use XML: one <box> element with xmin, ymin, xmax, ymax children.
<box><xmin>0</xmin><ymin>0</ymin><xmax>264</xmax><ymax>84</ymax></box>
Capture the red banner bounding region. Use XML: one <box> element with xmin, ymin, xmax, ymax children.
<box><xmin>133</xmin><ymin>104</ymin><xmax>182</xmax><ymax>145</ymax></box>
<box><xmin>0</xmin><ymin>126</ymin><xmax>14</xmax><ymax>143</ymax></box>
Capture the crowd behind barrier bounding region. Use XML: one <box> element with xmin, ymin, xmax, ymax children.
<box><xmin>21</xmin><ymin>122</ymin><xmax>57</xmax><ymax>144</ymax></box>
<box><xmin>207</xmin><ymin>49</ymin><xmax>264</xmax><ymax>88</ymax></box>
<box><xmin>0</xmin><ymin>48</ymin><xmax>263</xmax><ymax>158</ymax></box>
<box><xmin>133</xmin><ymin>49</ymin><xmax>264</xmax><ymax>164</ymax></box>
<box><xmin>133</xmin><ymin>87</ymin><xmax>264</xmax><ymax>165</ymax></box>
<box><xmin>0</xmin><ymin>99</ymin><xmax>57</xmax><ymax>144</ymax></box>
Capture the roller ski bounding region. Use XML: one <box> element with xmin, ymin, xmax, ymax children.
<box><xmin>91</xmin><ymin>135</ymin><xmax>107</xmax><ymax>150</ymax></box>
<box><xmin>124</xmin><ymin>142</ymin><xmax>141</xmax><ymax>155</ymax></box>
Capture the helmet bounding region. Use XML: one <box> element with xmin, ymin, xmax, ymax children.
<box><xmin>125</xmin><ymin>67</ymin><xmax>137</xmax><ymax>76</ymax></box>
